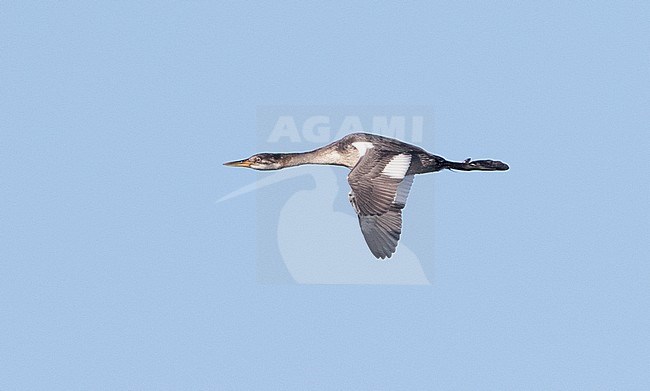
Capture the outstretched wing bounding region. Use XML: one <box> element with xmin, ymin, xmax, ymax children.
<box><xmin>348</xmin><ymin>150</ymin><xmax>415</xmax><ymax>259</ymax></box>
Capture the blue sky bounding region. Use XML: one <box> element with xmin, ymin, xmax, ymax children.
<box><xmin>1</xmin><ymin>2</ymin><xmax>649</xmax><ymax>389</ymax></box>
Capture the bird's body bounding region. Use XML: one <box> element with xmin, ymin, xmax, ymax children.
<box><xmin>225</xmin><ymin>132</ymin><xmax>508</xmax><ymax>259</ymax></box>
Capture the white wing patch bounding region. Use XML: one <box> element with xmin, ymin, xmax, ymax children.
<box><xmin>381</xmin><ymin>154</ymin><xmax>411</xmax><ymax>179</ymax></box>
<box><xmin>351</xmin><ymin>141</ymin><xmax>374</xmax><ymax>157</ymax></box>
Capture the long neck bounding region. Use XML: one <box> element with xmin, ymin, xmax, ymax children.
<box><xmin>278</xmin><ymin>146</ymin><xmax>345</xmax><ymax>168</ymax></box>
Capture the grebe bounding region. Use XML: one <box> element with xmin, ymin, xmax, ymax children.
<box><xmin>224</xmin><ymin>132</ymin><xmax>508</xmax><ymax>259</ymax></box>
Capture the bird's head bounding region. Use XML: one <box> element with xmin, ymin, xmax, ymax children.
<box><xmin>223</xmin><ymin>153</ymin><xmax>284</xmax><ymax>170</ymax></box>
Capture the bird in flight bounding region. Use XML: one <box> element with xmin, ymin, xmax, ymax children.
<box><xmin>224</xmin><ymin>132</ymin><xmax>508</xmax><ymax>259</ymax></box>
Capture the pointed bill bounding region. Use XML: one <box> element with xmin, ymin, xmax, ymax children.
<box><xmin>223</xmin><ymin>159</ymin><xmax>252</xmax><ymax>168</ymax></box>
